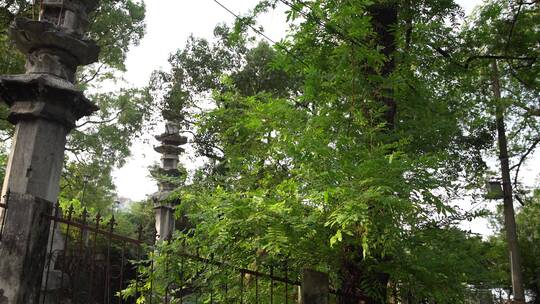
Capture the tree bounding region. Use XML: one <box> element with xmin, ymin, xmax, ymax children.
<box><xmin>130</xmin><ymin>1</ymin><xmax>503</xmax><ymax>302</ymax></box>
<box><xmin>456</xmin><ymin>1</ymin><xmax>540</xmax><ymax>301</ymax></box>
<box><xmin>517</xmin><ymin>190</ymin><xmax>540</xmax><ymax>303</ymax></box>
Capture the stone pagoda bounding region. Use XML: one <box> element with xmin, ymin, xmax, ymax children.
<box><xmin>0</xmin><ymin>0</ymin><xmax>99</xmax><ymax>302</ymax></box>
<box><xmin>152</xmin><ymin>122</ymin><xmax>187</xmax><ymax>241</ymax></box>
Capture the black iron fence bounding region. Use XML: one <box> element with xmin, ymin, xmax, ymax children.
<box><xmin>40</xmin><ymin>201</ymin><xmax>145</xmax><ymax>304</ymax></box>
<box><xmin>142</xmin><ymin>248</ymin><xmax>348</xmax><ymax>304</ymax></box>
<box><xmin>0</xmin><ymin>191</ymin><xmax>351</xmax><ymax>304</ymax></box>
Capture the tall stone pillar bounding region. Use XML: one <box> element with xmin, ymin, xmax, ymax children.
<box><xmin>0</xmin><ymin>1</ymin><xmax>99</xmax><ymax>302</ymax></box>
<box><xmin>151</xmin><ymin>122</ymin><xmax>187</xmax><ymax>241</ymax></box>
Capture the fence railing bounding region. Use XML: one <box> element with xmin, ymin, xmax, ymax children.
<box><xmin>40</xmin><ymin>202</ymin><xmax>146</xmax><ymax>304</ymax></box>
<box><xmin>0</xmin><ymin>191</ymin><xmax>351</xmax><ymax>304</ymax></box>
<box><xmin>144</xmin><ymin>244</ymin><xmax>304</xmax><ymax>304</ymax></box>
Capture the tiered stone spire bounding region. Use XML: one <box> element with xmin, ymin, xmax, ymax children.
<box><xmin>0</xmin><ymin>1</ymin><xmax>99</xmax><ymax>301</ymax></box>
<box><xmin>152</xmin><ymin>122</ymin><xmax>187</xmax><ymax>241</ymax></box>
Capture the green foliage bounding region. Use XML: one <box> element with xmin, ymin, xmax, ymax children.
<box><xmin>115</xmin><ymin>200</ymin><xmax>155</xmax><ymax>240</ymax></box>
<box><xmin>134</xmin><ymin>1</ymin><xmax>509</xmax><ymax>302</ymax></box>
<box><xmin>89</xmin><ymin>0</ymin><xmax>146</xmax><ymax>71</ymax></box>
<box><xmin>517</xmin><ymin>193</ymin><xmax>540</xmax><ymax>301</ymax></box>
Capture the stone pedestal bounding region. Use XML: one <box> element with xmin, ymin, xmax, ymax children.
<box><xmin>154</xmin><ymin>203</ymin><xmax>175</xmax><ymax>241</ymax></box>
<box><xmin>0</xmin><ymin>193</ymin><xmax>52</xmax><ymax>303</ymax></box>
<box><xmin>300</xmin><ymin>269</ymin><xmax>329</xmax><ymax>304</ymax></box>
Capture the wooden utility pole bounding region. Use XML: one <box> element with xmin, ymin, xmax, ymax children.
<box><xmin>490</xmin><ymin>60</ymin><xmax>525</xmax><ymax>304</ymax></box>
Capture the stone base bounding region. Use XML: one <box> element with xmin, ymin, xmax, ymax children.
<box><xmin>0</xmin><ymin>193</ymin><xmax>52</xmax><ymax>304</ymax></box>
<box><xmin>300</xmin><ymin>269</ymin><xmax>329</xmax><ymax>304</ymax></box>
<box><xmin>153</xmin><ymin>203</ymin><xmax>175</xmax><ymax>241</ymax></box>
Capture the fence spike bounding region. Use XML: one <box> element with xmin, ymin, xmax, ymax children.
<box><xmin>67</xmin><ymin>204</ymin><xmax>74</xmax><ymax>218</ymax></box>
<box><xmin>53</xmin><ymin>201</ymin><xmax>60</xmax><ymax>216</ymax></box>
<box><xmin>95</xmin><ymin>212</ymin><xmax>102</xmax><ymax>226</ymax></box>
<box><xmin>137</xmin><ymin>223</ymin><xmax>144</xmax><ymax>241</ymax></box>
<box><xmin>109</xmin><ymin>214</ymin><xmax>116</xmax><ymax>233</ymax></box>
<box><xmin>81</xmin><ymin>208</ymin><xmax>88</xmax><ymax>223</ymax></box>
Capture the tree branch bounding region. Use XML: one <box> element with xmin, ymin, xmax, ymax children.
<box><xmin>75</xmin><ymin>110</ymin><xmax>123</xmax><ymax>128</ymax></box>
<box><xmin>464</xmin><ymin>55</ymin><xmax>536</xmax><ymax>68</ymax></box>
<box><xmin>430</xmin><ymin>44</ymin><xmax>537</xmax><ymax>69</ymax></box>
<box><xmin>79</xmin><ymin>63</ymin><xmax>106</xmax><ymax>85</ymax></box>
<box><xmin>509</xmin><ymin>137</ymin><xmax>540</xmax><ymax>187</ymax></box>
<box><xmin>504</xmin><ymin>1</ymin><xmax>524</xmax><ymax>54</ymax></box>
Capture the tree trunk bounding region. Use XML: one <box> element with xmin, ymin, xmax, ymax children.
<box><xmin>338</xmin><ymin>245</ymin><xmax>389</xmax><ymax>304</ymax></box>
<box><xmin>369</xmin><ymin>2</ymin><xmax>398</xmax><ymax>129</ymax></box>
<box><xmin>339</xmin><ymin>3</ymin><xmax>397</xmax><ymax>303</ymax></box>
<box><xmin>490</xmin><ymin>60</ymin><xmax>525</xmax><ymax>303</ymax></box>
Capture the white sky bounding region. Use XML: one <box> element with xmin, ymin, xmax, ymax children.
<box><xmin>111</xmin><ymin>0</ymin><xmax>539</xmax><ymax>235</ymax></box>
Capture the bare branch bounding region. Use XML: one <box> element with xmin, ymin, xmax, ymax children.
<box><xmin>509</xmin><ymin>136</ymin><xmax>540</xmax><ymax>187</ymax></box>
<box><xmin>430</xmin><ymin>44</ymin><xmax>537</xmax><ymax>69</ymax></box>
<box><xmin>79</xmin><ymin>63</ymin><xmax>106</xmax><ymax>85</ymax></box>
<box><xmin>75</xmin><ymin>110</ymin><xmax>123</xmax><ymax>128</ymax></box>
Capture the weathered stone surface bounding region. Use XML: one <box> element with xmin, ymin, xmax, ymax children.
<box><xmin>41</xmin><ymin>269</ymin><xmax>68</xmax><ymax>291</ymax></box>
<box><xmin>0</xmin><ymin>74</ymin><xmax>99</xmax><ymax>129</ymax></box>
<box><xmin>40</xmin><ymin>0</ymin><xmax>98</xmax><ymax>36</ymax></box>
<box><xmin>10</xmin><ymin>18</ymin><xmax>99</xmax><ymax>65</ymax></box>
<box><xmin>154</xmin><ymin>167</ymin><xmax>182</xmax><ymax>178</ymax></box>
<box><xmin>1</xmin><ymin>119</ymin><xmax>67</xmax><ymax>202</ymax></box>
<box><xmin>26</xmin><ymin>49</ymin><xmax>78</xmax><ymax>81</ymax></box>
<box><xmin>153</xmin><ymin>204</ymin><xmax>175</xmax><ymax>241</ymax></box>
<box><xmin>154</xmin><ymin>144</ymin><xmax>185</xmax><ymax>155</ymax></box>
<box><xmin>155</xmin><ymin>133</ymin><xmax>188</xmax><ymax>146</ymax></box>
<box><xmin>161</xmin><ymin>154</ymin><xmax>179</xmax><ymax>171</ymax></box>
<box><xmin>300</xmin><ymin>269</ymin><xmax>329</xmax><ymax>304</ymax></box>
<box><xmin>0</xmin><ymin>193</ymin><xmax>53</xmax><ymax>303</ymax></box>
<box><xmin>9</xmin><ymin>18</ymin><xmax>99</xmax><ymax>82</ymax></box>
<box><xmin>152</xmin><ymin>191</ymin><xmax>171</xmax><ymax>202</ymax></box>
<box><xmin>0</xmin><ymin>0</ymin><xmax>100</xmax><ymax>300</ymax></box>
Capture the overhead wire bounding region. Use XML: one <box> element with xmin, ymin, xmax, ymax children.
<box><xmin>212</xmin><ymin>0</ymin><xmax>309</xmax><ymax>68</ymax></box>
<box><xmin>277</xmin><ymin>0</ymin><xmax>365</xmax><ymax>48</ymax></box>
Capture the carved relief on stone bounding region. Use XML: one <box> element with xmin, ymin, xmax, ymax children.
<box><xmin>25</xmin><ymin>49</ymin><xmax>78</xmax><ymax>81</ymax></box>
<box><xmin>9</xmin><ymin>18</ymin><xmax>99</xmax><ymax>83</ymax></box>
<box><xmin>39</xmin><ymin>0</ymin><xmax>98</xmax><ymax>36</ymax></box>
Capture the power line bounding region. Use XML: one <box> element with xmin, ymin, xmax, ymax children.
<box><xmin>277</xmin><ymin>0</ymin><xmax>364</xmax><ymax>48</ymax></box>
<box><xmin>212</xmin><ymin>0</ymin><xmax>309</xmax><ymax>67</ymax></box>
<box><xmin>213</xmin><ymin>0</ymin><xmax>278</xmax><ymax>45</ymax></box>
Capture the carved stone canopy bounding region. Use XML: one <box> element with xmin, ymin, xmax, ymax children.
<box><xmin>152</xmin><ymin>191</ymin><xmax>177</xmax><ymax>206</ymax></box>
<box><xmin>154</xmin><ymin>144</ymin><xmax>185</xmax><ymax>155</ymax></box>
<box><xmin>9</xmin><ymin>18</ymin><xmax>100</xmax><ymax>82</ymax></box>
<box><xmin>0</xmin><ymin>74</ymin><xmax>99</xmax><ymax>129</ymax></box>
<box><xmin>155</xmin><ymin>133</ymin><xmax>188</xmax><ymax>146</ymax></box>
